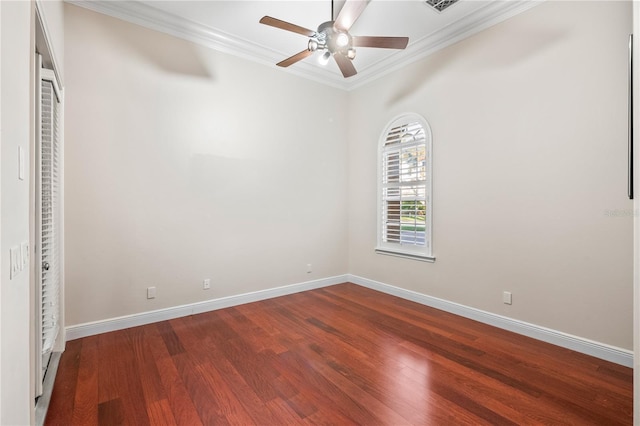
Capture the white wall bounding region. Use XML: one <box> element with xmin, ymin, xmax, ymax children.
<box><xmin>348</xmin><ymin>0</ymin><xmax>633</xmax><ymax>350</ymax></box>
<box><xmin>64</xmin><ymin>4</ymin><xmax>349</xmax><ymax>326</ymax></box>
<box><xmin>1</xmin><ymin>2</ymin><xmax>33</xmax><ymax>424</ymax></box>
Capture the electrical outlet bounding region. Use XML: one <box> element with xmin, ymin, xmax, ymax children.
<box><xmin>503</xmin><ymin>291</ymin><xmax>512</xmax><ymax>305</ymax></box>
<box><xmin>203</xmin><ymin>279</ymin><xmax>211</xmax><ymax>290</ymax></box>
<box><xmin>147</xmin><ymin>286</ymin><xmax>156</xmax><ymax>299</ymax></box>
<box><xmin>306</xmin><ymin>264</ymin><xmax>312</xmax><ymax>274</ymax></box>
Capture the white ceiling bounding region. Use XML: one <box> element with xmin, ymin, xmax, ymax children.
<box><xmin>68</xmin><ymin>0</ymin><xmax>541</xmax><ymax>90</ymax></box>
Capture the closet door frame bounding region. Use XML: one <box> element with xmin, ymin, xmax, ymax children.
<box><xmin>34</xmin><ymin>55</ymin><xmax>63</xmax><ymax>397</ymax></box>
<box><xmin>32</xmin><ymin>5</ymin><xmax>66</xmax><ymax>415</ymax></box>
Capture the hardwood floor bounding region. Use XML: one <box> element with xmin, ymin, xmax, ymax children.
<box><xmin>45</xmin><ymin>283</ymin><xmax>633</xmax><ymax>425</ymax></box>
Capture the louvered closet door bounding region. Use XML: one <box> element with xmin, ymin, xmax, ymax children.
<box><xmin>38</xmin><ymin>66</ymin><xmax>61</xmax><ymax>388</ymax></box>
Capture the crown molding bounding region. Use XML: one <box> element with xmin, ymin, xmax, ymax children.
<box><xmin>349</xmin><ymin>0</ymin><xmax>543</xmax><ymax>89</ymax></box>
<box><xmin>66</xmin><ymin>0</ymin><xmax>542</xmax><ymax>91</ymax></box>
<box><xmin>66</xmin><ymin>0</ymin><xmax>352</xmax><ymax>90</ymax></box>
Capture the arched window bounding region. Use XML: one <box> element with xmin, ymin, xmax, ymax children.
<box><xmin>376</xmin><ymin>114</ymin><xmax>434</xmax><ymax>262</ymax></box>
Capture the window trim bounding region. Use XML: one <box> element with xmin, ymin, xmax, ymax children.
<box><xmin>376</xmin><ymin>113</ymin><xmax>435</xmax><ymax>262</ymax></box>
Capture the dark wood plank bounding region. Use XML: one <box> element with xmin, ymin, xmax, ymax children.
<box><xmin>97</xmin><ymin>398</ymin><xmax>124</xmax><ymax>425</ymax></box>
<box><xmin>130</xmin><ymin>325</ymin><xmax>168</xmax><ymax>405</ymax></box>
<box><xmin>170</xmin><ymin>352</ymin><xmax>229</xmax><ymax>425</ymax></box>
<box><xmin>146</xmin><ymin>399</ymin><xmax>177</xmax><ymax>426</ymax></box>
<box><xmin>145</xmin><ymin>322</ymin><xmax>203</xmax><ymax>426</ymax></box>
<box><xmin>111</xmin><ymin>329</ymin><xmax>152</xmax><ymax>426</ymax></box>
<box><xmin>156</xmin><ymin>320</ymin><xmax>185</xmax><ymax>356</ymax></box>
<box><xmin>96</xmin><ymin>332</ymin><xmax>121</xmax><ymax>405</ymax></box>
<box><xmin>71</xmin><ymin>335</ymin><xmax>99</xmax><ymax>425</ymax></box>
<box><xmin>274</xmin><ymin>349</ymin><xmax>381</xmax><ymax>424</ymax></box>
<box><xmin>44</xmin><ymin>338</ymin><xmax>82</xmax><ymax>425</ymax></box>
<box><xmin>46</xmin><ymin>283</ymin><xmax>633</xmax><ymax>425</ymax></box>
<box><xmin>195</xmin><ymin>360</ymin><xmax>256</xmax><ymax>424</ymax></box>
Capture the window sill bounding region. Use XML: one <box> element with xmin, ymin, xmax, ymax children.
<box><xmin>375</xmin><ymin>248</ymin><xmax>436</xmax><ymax>263</ymax></box>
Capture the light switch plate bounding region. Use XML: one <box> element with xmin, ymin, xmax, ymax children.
<box><xmin>18</xmin><ymin>146</ymin><xmax>25</xmax><ymax>181</ymax></box>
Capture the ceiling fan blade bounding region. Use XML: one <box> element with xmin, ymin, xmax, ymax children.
<box><xmin>334</xmin><ymin>0</ymin><xmax>371</xmax><ymax>32</ymax></box>
<box><xmin>259</xmin><ymin>16</ymin><xmax>315</xmax><ymax>37</ymax></box>
<box><xmin>276</xmin><ymin>50</ymin><xmax>313</xmax><ymax>68</ymax></box>
<box><xmin>352</xmin><ymin>36</ymin><xmax>409</xmax><ymax>49</ymax></box>
<box><xmin>333</xmin><ymin>53</ymin><xmax>357</xmax><ymax>78</ymax></box>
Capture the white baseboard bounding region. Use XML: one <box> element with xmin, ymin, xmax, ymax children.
<box><xmin>66</xmin><ymin>273</ymin><xmax>633</xmax><ymax>367</ymax></box>
<box><xmin>348</xmin><ymin>274</ymin><xmax>633</xmax><ymax>367</ymax></box>
<box><xmin>65</xmin><ymin>274</ymin><xmax>349</xmax><ymax>341</ymax></box>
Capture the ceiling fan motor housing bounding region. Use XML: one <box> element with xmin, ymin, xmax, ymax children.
<box><xmin>311</xmin><ymin>21</ymin><xmax>354</xmax><ymax>58</ymax></box>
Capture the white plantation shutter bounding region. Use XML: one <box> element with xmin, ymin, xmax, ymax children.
<box><xmin>40</xmin><ymin>71</ymin><xmax>61</xmax><ymax>363</ymax></box>
<box><xmin>377</xmin><ymin>114</ymin><xmax>434</xmax><ymax>261</ymax></box>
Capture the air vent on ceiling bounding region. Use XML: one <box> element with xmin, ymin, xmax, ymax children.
<box><xmin>425</xmin><ymin>0</ymin><xmax>459</xmax><ymax>12</ymax></box>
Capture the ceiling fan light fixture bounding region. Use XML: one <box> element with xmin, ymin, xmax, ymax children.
<box><xmin>347</xmin><ymin>47</ymin><xmax>356</xmax><ymax>60</ymax></box>
<box><xmin>335</xmin><ymin>32</ymin><xmax>350</xmax><ymax>48</ymax></box>
<box><xmin>308</xmin><ymin>39</ymin><xmax>319</xmax><ymax>51</ymax></box>
<box><xmin>319</xmin><ymin>50</ymin><xmax>331</xmax><ymax>65</ymax></box>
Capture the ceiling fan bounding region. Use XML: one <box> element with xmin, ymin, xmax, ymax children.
<box><xmin>259</xmin><ymin>0</ymin><xmax>409</xmax><ymax>78</ymax></box>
